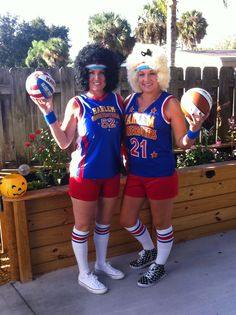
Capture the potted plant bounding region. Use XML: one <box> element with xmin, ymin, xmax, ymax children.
<box><xmin>176</xmin><ymin>123</ymin><xmax>235</xmax><ymax>168</ymax></box>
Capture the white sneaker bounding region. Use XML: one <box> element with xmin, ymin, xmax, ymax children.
<box><xmin>95</xmin><ymin>262</ymin><xmax>125</xmax><ymax>280</ymax></box>
<box><xmin>78</xmin><ymin>273</ymin><xmax>108</xmax><ymax>294</ymax></box>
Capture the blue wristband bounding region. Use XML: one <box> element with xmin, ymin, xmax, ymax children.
<box><xmin>44</xmin><ymin>111</ymin><xmax>57</xmax><ymax>125</ymax></box>
<box><xmin>187</xmin><ymin>129</ymin><xmax>200</xmax><ymax>140</ymax></box>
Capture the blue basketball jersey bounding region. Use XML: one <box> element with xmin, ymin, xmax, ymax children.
<box><xmin>124</xmin><ymin>91</ymin><xmax>176</xmax><ymax>177</ymax></box>
<box><xmin>70</xmin><ymin>92</ymin><xmax>123</xmax><ymax>179</ymax></box>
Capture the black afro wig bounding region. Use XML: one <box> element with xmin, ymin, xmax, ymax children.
<box><xmin>75</xmin><ymin>43</ymin><xmax>120</xmax><ymax>93</ymax></box>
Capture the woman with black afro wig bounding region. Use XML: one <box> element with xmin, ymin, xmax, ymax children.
<box><xmin>30</xmin><ymin>43</ymin><xmax>125</xmax><ymax>294</ymax></box>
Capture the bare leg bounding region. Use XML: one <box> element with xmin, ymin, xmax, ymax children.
<box><xmin>94</xmin><ymin>196</ymin><xmax>125</xmax><ymax>279</ymax></box>
<box><xmin>120</xmin><ymin>195</ymin><xmax>156</xmax><ymax>269</ymax></box>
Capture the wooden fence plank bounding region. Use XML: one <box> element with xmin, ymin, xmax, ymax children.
<box><xmin>218</xmin><ymin>67</ymin><xmax>234</xmax><ymax>142</ymax></box>
<box><xmin>0</xmin><ymin>69</ymin><xmax>11</xmax><ymax>168</ymax></box>
<box><xmin>10</xmin><ymin>68</ymin><xmax>32</xmax><ymax>164</ymax></box>
<box><xmin>119</xmin><ymin>67</ymin><xmax>132</xmax><ymax>99</ymax></box>
<box><xmin>184</xmin><ymin>67</ymin><xmax>201</xmax><ymax>90</ymax></box>
<box><xmin>169</xmin><ymin>67</ymin><xmax>184</xmax><ymax>100</ymax></box>
<box><xmin>59</xmin><ymin>67</ymin><xmax>76</xmax><ymax>115</ymax></box>
<box><xmin>202</xmin><ymin>67</ymin><xmax>218</xmax><ymax>135</ymax></box>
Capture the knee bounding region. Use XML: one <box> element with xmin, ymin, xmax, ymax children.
<box><xmin>120</xmin><ymin>215</ymin><xmax>136</xmax><ymax>229</ymax></box>
<box><xmin>74</xmin><ymin>223</ymin><xmax>90</xmax><ymax>231</ymax></box>
<box><xmin>119</xmin><ymin>215</ymin><xmax>126</xmax><ymax>228</ymax></box>
<box><xmin>153</xmin><ymin>221</ymin><xmax>172</xmax><ymax>230</ymax></box>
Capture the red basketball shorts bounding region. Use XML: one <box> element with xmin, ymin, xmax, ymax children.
<box><xmin>69</xmin><ymin>174</ymin><xmax>120</xmax><ymax>201</ymax></box>
<box><xmin>123</xmin><ymin>171</ymin><xmax>178</xmax><ymax>200</ymax></box>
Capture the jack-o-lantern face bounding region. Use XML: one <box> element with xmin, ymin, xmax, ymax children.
<box><xmin>1</xmin><ymin>174</ymin><xmax>27</xmax><ymax>198</ymax></box>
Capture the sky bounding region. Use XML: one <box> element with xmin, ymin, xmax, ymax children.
<box><xmin>1</xmin><ymin>0</ymin><xmax>236</xmax><ymax>59</ymax></box>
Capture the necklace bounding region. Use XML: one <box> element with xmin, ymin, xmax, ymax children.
<box><xmin>138</xmin><ymin>92</ymin><xmax>160</xmax><ymax>112</ymax></box>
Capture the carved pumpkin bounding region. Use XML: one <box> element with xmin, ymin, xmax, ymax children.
<box><xmin>1</xmin><ymin>174</ymin><xmax>27</xmax><ymax>198</ymax></box>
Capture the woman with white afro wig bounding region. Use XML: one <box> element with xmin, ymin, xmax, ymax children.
<box><xmin>120</xmin><ymin>42</ymin><xmax>209</xmax><ymax>288</ymax></box>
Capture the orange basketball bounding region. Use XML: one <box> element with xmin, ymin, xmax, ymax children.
<box><xmin>180</xmin><ymin>88</ymin><xmax>212</xmax><ymax>118</ymax></box>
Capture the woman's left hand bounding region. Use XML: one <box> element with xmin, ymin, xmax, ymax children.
<box><xmin>185</xmin><ymin>112</ymin><xmax>209</xmax><ymax>132</ymax></box>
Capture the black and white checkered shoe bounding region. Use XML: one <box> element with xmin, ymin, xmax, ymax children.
<box><xmin>137</xmin><ymin>263</ymin><xmax>165</xmax><ymax>287</ymax></box>
<box><xmin>129</xmin><ymin>248</ymin><xmax>157</xmax><ymax>269</ymax></box>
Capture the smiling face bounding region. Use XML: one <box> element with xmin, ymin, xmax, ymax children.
<box><xmin>88</xmin><ymin>69</ymin><xmax>106</xmax><ymax>97</ymax></box>
<box><xmin>1</xmin><ymin>174</ymin><xmax>27</xmax><ymax>198</ymax></box>
<box><xmin>137</xmin><ymin>68</ymin><xmax>159</xmax><ymax>93</ymax></box>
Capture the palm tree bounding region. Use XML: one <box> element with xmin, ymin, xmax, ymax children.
<box><xmin>178</xmin><ymin>10</ymin><xmax>208</xmax><ymax>50</ymax></box>
<box><xmin>135</xmin><ymin>0</ymin><xmax>166</xmax><ymax>45</ymax></box>
<box><xmin>88</xmin><ymin>12</ymin><xmax>135</xmax><ymax>63</ymax></box>
<box><xmin>25</xmin><ymin>38</ymin><xmax>70</xmax><ymax>68</ymax></box>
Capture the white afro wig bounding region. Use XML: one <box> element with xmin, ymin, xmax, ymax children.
<box><xmin>126</xmin><ymin>43</ymin><xmax>170</xmax><ymax>92</ymax></box>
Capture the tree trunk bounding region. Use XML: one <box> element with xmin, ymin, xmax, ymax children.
<box><xmin>166</xmin><ymin>0</ymin><xmax>177</xmax><ymax>67</ymax></box>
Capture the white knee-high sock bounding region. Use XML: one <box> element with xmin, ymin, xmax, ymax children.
<box><xmin>71</xmin><ymin>226</ymin><xmax>90</xmax><ymax>276</ymax></box>
<box><xmin>125</xmin><ymin>219</ymin><xmax>154</xmax><ymax>250</ymax></box>
<box><xmin>155</xmin><ymin>226</ymin><xmax>174</xmax><ymax>265</ymax></box>
<box><xmin>94</xmin><ymin>222</ymin><xmax>110</xmax><ymax>266</ymax></box>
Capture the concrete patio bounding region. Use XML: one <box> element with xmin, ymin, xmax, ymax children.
<box><xmin>1</xmin><ymin>229</ymin><xmax>236</xmax><ymax>315</ymax></box>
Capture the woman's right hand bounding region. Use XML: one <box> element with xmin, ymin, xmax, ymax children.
<box><xmin>30</xmin><ymin>96</ymin><xmax>53</xmax><ymax>115</ymax></box>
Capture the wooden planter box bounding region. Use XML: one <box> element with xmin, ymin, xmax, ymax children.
<box><xmin>2</xmin><ymin>161</ymin><xmax>236</xmax><ymax>282</ymax></box>
<box><xmin>173</xmin><ymin>160</ymin><xmax>236</xmax><ymax>241</ymax></box>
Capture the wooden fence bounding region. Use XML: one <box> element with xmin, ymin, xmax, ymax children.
<box><xmin>0</xmin><ymin>66</ymin><xmax>235</xmax><ymax>167</ymax></box>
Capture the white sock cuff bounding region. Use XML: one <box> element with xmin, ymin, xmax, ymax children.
<box><xmin>94</xmin><ymin>222</ymin><xmax>110</xmax><ymax>235</ymax></box>
<box><xmin>72</xmin><ymin>227</ymin><xmax>89</xmax><ymax>243</ymax></box>
<box><xmin>156</xmin><ymin>226</ymin><xmax>174</xmax><ymax>243</ymax></box>
<box><xmin>73</xmin><ymin>226</ymin><xmax>89</xmax><ymax>236</ymax></box>
<box><xmin>95</xmin><ymin>222</ymin><xmax>110</xmax><ymax>229</ymax></box>
<box><xmin>156</xmin><ymin>226</ymin><xmax>173</xmax><ymax>235</ymax></box>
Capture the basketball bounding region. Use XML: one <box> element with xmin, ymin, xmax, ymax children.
<box><xmin>180</xmin><ymin>88</ymin><xmax>212</xmax><ymax>118</ymax></box>
<box><xmin>25</xmin><ymin>71</ymin><xmax>56</xmax><ymax>100</ymax></box>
